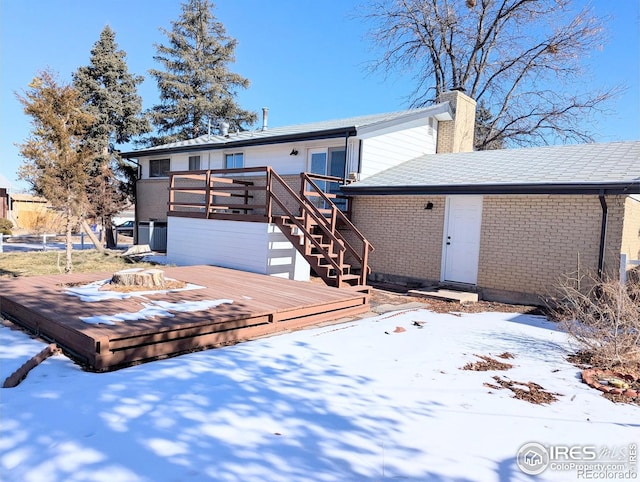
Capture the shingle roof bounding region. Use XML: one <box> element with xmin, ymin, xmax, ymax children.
<box><xmin>343</xmin><ymin>141</ymin><xmax>640</xmax><ymax>195</ymax></box>
<box><xmin>121</xmin><ymin>103</ymin><xmax>452</xmax><ymax>158</ymax></box>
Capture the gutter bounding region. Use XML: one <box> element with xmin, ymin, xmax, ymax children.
<box><xmin>597</xmin><ymin>192</ymin><xmax>608</xmax><ymax>278</ymax></box>
<box><xmin>120</xmin><ymin>127</ymin><xmax>359</xmax><ymax>159</ymax></box>
<box><xmin>343</xmin><ymin>130</ymin><xmax>350</xmax><ymax>182</ymax></box>
<box><xmin>341</xmin><ymin>182</ymin><xmax>640</xmax><ymax>196</ymax></box>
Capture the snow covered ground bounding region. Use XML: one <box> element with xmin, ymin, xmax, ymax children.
<box><xmin>0</xmin><ymin>308</ymin><xmax>637</xmax><ymax>481</ymax></box>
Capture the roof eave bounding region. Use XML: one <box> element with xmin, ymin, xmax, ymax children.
<box><xmin>342</xmin><ymin>182</ymin><xmax>640</xmax><ymax>196</ymax></box>
<box><xmin>120</xmin><ymin>127</ymin><xmax>359</xmax><ymax>158</ymax></box>
<box><xmin>356</xmin><ymin>103</ymin><xmax>453</xmax><ymax>136</ymax></box>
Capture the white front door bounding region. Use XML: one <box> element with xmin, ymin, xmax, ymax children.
<box><xmin>442</xmin><ymin>196</ymin><xmax>483</xmax><ymax>284</ymax></box>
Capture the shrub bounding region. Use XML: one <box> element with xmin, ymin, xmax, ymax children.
<box><xmin>552</xmin><ymin>273</ymin><xmax>640</xmax><ymax>370</ymax></box>
<box><xmin>0</xmin><ymin>218</ymin><xmax>13</xmax><ymax>235</ymax></box>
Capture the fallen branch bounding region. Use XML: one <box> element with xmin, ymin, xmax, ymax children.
<box><xmin>3</xmin><ymin>344</ymin><xmax>61</xmax><ymax>388</ymax></box>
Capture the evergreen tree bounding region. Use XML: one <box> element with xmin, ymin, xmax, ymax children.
<box><xmin>73</xmin><ymin>25</ymin><xmax>150</xmax><ymax>248</ymax></box>
<box><xmin>474</xmin><ymin>100</ymin><xmax>504</xmax><ymax>151</ymax></box>
<box><xmin>17</xmin><ymin>70</ymin><xmax>96</xmax><ymax>272</ymax></box>
<box><xmin>147</xmin><ymin>0</ymin><xmax>256</xmax><ymax>146</ymax></box>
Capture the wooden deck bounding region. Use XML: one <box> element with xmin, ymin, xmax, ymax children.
<box><xmin>0</xmin><ymin>266</ymin><xmax>370</xmax><ymax>371</ymax></box>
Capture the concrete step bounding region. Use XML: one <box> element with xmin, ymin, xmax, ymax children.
<box><xmin>408</xmin><ymin>288</ymin><xmax>478</xmax><ymax>304</ymax></box>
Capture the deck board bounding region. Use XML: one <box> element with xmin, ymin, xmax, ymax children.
<box><xmin>0</xmin><ymin>266</ymin><xmax>369</xmax><ymax>370</ymax></box>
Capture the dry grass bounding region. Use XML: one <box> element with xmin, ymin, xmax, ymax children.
<box><xmin>552</xmin><ymin>274</ymin><xmax>640</xmax><ymax>371</ymax></box>
<box><xmin>368</xmin><ymin>283</ymin><xmax>545</xmax><ymax>315</ymax></box>
<box><xmin>484</xmin><ymin>376</ymin><xmax>561</xmax><ymax>404</ymax></box>
<box><xmin>0</xmin><ymin>250</ymin><xmax>158</xmax><ymax>278</ymax></box>
<box><xmin>461</xmin><ymin>354</ymin><xmax>513</xmax><ymax>371</ymax></box>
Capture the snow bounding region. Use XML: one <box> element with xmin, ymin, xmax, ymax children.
<box><xmin>63</xmin><ymin>277</ymin><xmax>231</xmax><ymax>325</ymax></box>
<box><xmin>1</xmin><ymin>308</ymin><xmax>638</xmax><ymax>481</ymax></box>
<box><xmin>65</xmin><ymin>277</ymin><xmax>205</xmax><ymax>303</ymax></box>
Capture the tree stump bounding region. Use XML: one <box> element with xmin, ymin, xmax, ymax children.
<box><xmin>110</xmin><ymin>268</ymin><xmax>166</xmax><ymax>289</ymax></box>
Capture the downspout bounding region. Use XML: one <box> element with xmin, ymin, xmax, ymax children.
<box><xmin>343</xmin><ymin>130</ymin><xmax>350</xmax><ymax>183</ymax></box>
<box><xmin>125</xmin><ymin>157</ymin><xmax>141</xmax><ymax>245</ymax></box>
<box><xmin>597</xmin><ymin>191</ymin><xmax>608</xmax><ymax>279</ymax></box>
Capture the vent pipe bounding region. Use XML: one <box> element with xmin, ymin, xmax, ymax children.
<box><xmin>219</xmin><ymin>121</ymin><xmax>229</xmax><ymax>137</ymax></box>
<box><xmin>262</xmin><ymin>107</ymin><xmax>269</xmax><ymax>131</ymax></box>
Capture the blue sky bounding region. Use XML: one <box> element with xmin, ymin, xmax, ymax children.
<box><xmin>1</xmin><ymin>0</ymin><xmax>638</xmax><ymax>191</ymax></box>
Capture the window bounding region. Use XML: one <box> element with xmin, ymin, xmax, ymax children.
<box><xmin>308</xmin><ymin>147</ymin><xmax>347</xmax><ymax>210</ymax></box>
<box><xmin>149</xmin><ymin>159</ymin><xmax>170</xmax><ymax>177</ymax></box>
<box><xmin>309</xmin><ymin>148</ymin><xmax>346</xmax><ymax>179</ymax></box>
<box><xmin>188</xmin><ymin>155</ymin><xmax>200</xmax><ymax>170</ymax></box>
<box><xmin>225</xmin><ymin>153</ymin><xmax>244</xmax><ymax>169</ymax></box>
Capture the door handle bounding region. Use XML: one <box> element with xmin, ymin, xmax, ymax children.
<box><xmin>446</xmin><ymin>242</ymin><xmax>451</xmax><ymax>245</ymax></box>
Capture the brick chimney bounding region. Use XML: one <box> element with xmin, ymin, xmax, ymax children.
<box><xmin>436</xmin><ymin>89</ymin><xmax>476</xmax><ymax>153</ymax></box>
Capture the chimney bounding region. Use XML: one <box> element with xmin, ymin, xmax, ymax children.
<box><xmin>436</xmin><ymin>89</ymin><xmax>476</xmax><ymax>153</ymax></box>
<box><xmin>262</xmin><ymin>107</ymin><xmax>269</xmax><ymax>131</ymax></box>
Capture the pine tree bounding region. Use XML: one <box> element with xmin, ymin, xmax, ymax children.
<box><xmin>474</xmin><ymin>100</ymin><xmax>504</xmax><ymax>151</ymax></box>
<box><xmin>147</xmin><ymin>0</ymin><xmax>256</xmax><ymax>146</ymax></box>
<box><xmin>17</xmin><ymin>70</ymin><xmax>96</xmax><ymax>272</ymax></box>
<box><xmin>73</xmin><ymin>25</ymin><xmax>150</xmax><ymax>248</ymax></box>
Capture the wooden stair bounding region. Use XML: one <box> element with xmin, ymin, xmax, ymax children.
<box><xmin>276</xmin><ymin>216</ymin><xmax>360</xmax><ymax>288</ymax></box>
<box><xmin>269</xmin><ymin>172</ymin><xmax>374</xmax><ymax>289</ymax></box>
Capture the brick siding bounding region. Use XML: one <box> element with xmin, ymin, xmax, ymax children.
<box><xmin>621</xmin><ymin>196</ymin><xmax>640</xmax><ymax>265</ymax></box>
<box><xmin>351</xmin><ymin>194</ymin><xmax>629</xmax><ymax>301</ymax></box>
<box><xmin>350</xmin><ymin>195</ymin><xmax>446</xmax><ymax>281</ymax></box>
<box><xmin>478</xmin><ymin>195</ymin><xmax>625</xmax><ymax>297</ymax></box>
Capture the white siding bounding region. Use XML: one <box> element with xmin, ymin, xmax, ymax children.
<box><xmin>166</xmin><ymin>217</ymin><xmax>310</xmax><ymax>281</ymax></box>
<box><xmin>242</xmin><ymin>144</ymin><xmax>306</xmax><ymax>173</ymax></box>
<box><xmin>359</xmin><ymin>123</ymin><xmax>438</xmax><ymax>179</ymax></box>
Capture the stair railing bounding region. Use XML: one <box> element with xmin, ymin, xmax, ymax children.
<box><xmin>266</xmin><ymin>169</ymin><xmax>346</xmax><ymax>282</ymax></box>
<box><xmin>300</xmin><ymin>173</ymin><xmax>373</xmax><ymax>285</ymax></box>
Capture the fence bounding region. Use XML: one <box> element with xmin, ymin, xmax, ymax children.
<box><xmin>0</xmin><ymin>233</ymin><xmax>95</xmax><ymax>253</ymax></box>
<box><xmin>620</xmin><ymin>253</ymin><xmax>640</xmax><ymax>284</ymax></box>
<box><xmin>138</xmin><ymin>222</ymin><xmax>167</xmax><ymax>251</ymax></box>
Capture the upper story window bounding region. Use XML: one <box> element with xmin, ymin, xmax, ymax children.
<box><xmin>149</xmin><ymin>158</ymin><xmax>170</xmax><ymax>178</ymax></box>
<box><xmin>225</xmin><ymin>153</ymin><xmax>244</xmax><ymax>169</ymax></box>
<box><xmin>188</xmin><ymin>155</ymin><xmax>201</xmax><ymax>170</ymax></box>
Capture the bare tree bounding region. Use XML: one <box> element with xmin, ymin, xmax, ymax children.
<box><xmin>363</xmin><ymin>0</ymin><xmax>620</xmax><ymax>149</ymax></box>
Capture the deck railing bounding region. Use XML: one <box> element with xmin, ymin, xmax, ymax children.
<box><xmin>168</xmin><ymin>167</ymin><xmax>269</xmax><ymax>222</ymax></box>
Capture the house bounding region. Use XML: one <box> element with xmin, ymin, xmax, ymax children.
<box><xmin>0</xmin><ymin>188</ymin><xmax>7</xmax><ymax>220</ymax></box>
<box><xmin>121</xmin><ymin>90</ymin><xmax>476</xmax><ymax>286</ymax></box>
<box><xmin>0</xmin><ymin>174</ymin><xmax>11</xmax><ymax>220</ymax></box>
<box><xmin>342</xmin><ymin>141</ymin><xmax>640</xmax><ymax>304</ymax></box>
<box><xmin>8</xmin><ymin>193</ymin><xmax>53</xmax><ymax>231</ymax></box>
